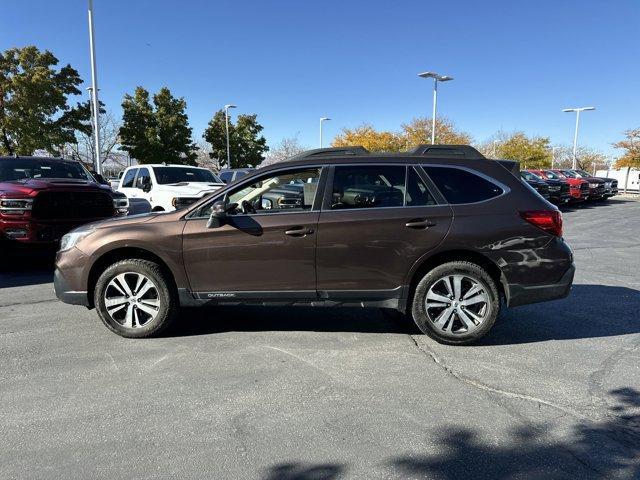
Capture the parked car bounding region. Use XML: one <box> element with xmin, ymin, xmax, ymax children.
<box><xmin>117</xmin><ymin>164</ymin><xmax>225</xmax><ymax>211</ymax></box>
<box><xmin>109</xmin><ymin>171</ymin><xmax>124</xmax><ymax>190</ymax></box>
<box><xmin>521</xmin><ymin>170</ymin><xmax>570</xmax><ymax>205</ymax></box>
<box><xmin>570</xmin><ymin>169</ymin><xmax>618</xmax><ymax>198</ymax></box>
<box><xmin>55</xmin><ymin>145</ymin><xmax>574</xmax><ymax>345</ymax></box>
<box><xmin>0</xmin><ymin>156</ymin><xmax>129</xmax><ymax>245</ymax></box>
<box><xmin>218</xmin><ymin>168</ymin><xmax>255</xmax><ymax>184</ymax></box>
<box><xmin>529</xmin><ymin>170</ymin><xmax>589</xmax><ymax>203</ymax></box>
<box><xmin>553</xmin><ymin>169</ymin><xmax>606</xmax><ymax>200</ymax></box>
<box><xmin>532</xmin><ymin>169</ymin><xmax>589</xmax><ymax>203</ymax></box>
<box><xmin>519</xmin><ymin>171</ymin><xmax>550</xmax><ymax>200</ymax></box>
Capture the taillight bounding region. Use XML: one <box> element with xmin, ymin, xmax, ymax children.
<box><xmin>519</xmin><ymin>210</ymin><xmax>563</xmax><ymax>237</ymax></box>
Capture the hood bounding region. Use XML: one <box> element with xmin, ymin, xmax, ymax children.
<box><xmin>583</xmin><ymin>177</ymin><xmax>605</xmax><ymax>184</ymax></box>
<box><xmin>154</xmin><ymin>182</ymin><xmax>225</xmax><ymax>197</ymax></box>
<box><xmin>544</xmin><ymin>179</ymin><xmax>567</xmax><ymax>186</ymax></box>
<box><xmin>0</xmin><ymin>178</ymin><xmax>109</xmax><ymax>197</ymax></box>
<box><xmin>81</xmin><ymin>212</ymin><xmax>160</xmax><ymax>231</ymax></box>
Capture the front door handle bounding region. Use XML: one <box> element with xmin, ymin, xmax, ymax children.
<box><xmin>405</xmin><ymin>219</ymin><xmax>436</xmax><ymax>229</ymax></box>
<box><xmin>285</xmin><ymin>226</ymin><xmax>314</xmax><ymax>237</ymax></box>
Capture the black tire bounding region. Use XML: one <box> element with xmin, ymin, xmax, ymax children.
<box><xmin>94</xmin><ymin>259</ymin><xmax>178</xmax><ymax>338</ymax></box>
<box><xmin>411</xmin><ymin>261</ymin><xmax>500</xmax><ymax>345</ymax></box>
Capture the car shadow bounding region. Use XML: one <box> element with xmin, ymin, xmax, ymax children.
<box><xmin>479</xmin><ymin>283</ymin><xmax>640</xmax><ymax>345</ymax></box>
<box><xmin>167</xmin><ymin>305</ymin><xmax>412</xmax><ymax>337</ymax></box>
<box><xmin>166</xmin><ymin>284</ymin><xmax>639</xmax><ymax>344</ymax></box>
<box><xmin>0</xmin><ymin>246</ymin><xmax>56</xmax><ymax>288</ymax></box>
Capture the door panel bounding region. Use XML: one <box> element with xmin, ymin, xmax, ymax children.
<box><xmin>316</xmin><ymin>205</ymin><xmax>452</xmax><ymax>292</ymax></box>
<box><xmin>182</xmin><ymin>212</ymin><xmax>319</xmax><ymax>294</ymax></box>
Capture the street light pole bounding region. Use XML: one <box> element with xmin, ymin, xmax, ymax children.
<box><xmin>224</xmin><ymin>104</ymin><xmax>236</xmax><ymax>168</ymax></box>
<box><xmin>418</xmin><ymin>71</ymin><xmax>453</xmax><ymax>144</ymax></box>
<box><xmin>87</xmin><ymin>0</ymin><xmax>102</xmax><ymax>175</ymax></box>
<box><xmin>562</xmin><ymin>106</ymin><xmax>595</xmax><ymax>169</ymax></box>
<box><xmin>319</xmin><ymin>117</ymin><xmax>331</xmax><ymax>147</ymax></box>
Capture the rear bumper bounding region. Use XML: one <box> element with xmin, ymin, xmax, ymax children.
<box><xmin>53</xmin><ymin>268</ymin><xmax>90</xmax><ymax>307</ymax></box>
<box><xmin>506</xmin><ymin>263</ymin><xmax>575</xmax><ymax>307</ymax></box>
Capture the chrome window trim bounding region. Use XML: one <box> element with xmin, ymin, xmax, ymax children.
<box><xmin>420</xmin><ymin>164</ymin><xmax>510</xmax><ymax>206</ymax></box>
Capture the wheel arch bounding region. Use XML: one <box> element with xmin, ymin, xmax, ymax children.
<box><xmin>406</xmin><ymin>250</ymin><xmax>506</xmax><ymax>309</ymax></box>
<box><xmin>87</xmin><ymin>247</ymin><xmax>178</xmax><ymax>308</ymax></box>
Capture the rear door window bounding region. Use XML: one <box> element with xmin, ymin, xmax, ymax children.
<box><xmin>121</xmin><ymin>169</ymin><xmax>137</xmax><ymax>188</ymax></box>
<box><xmin>330</xmin><ymin>165</ymin><xmax>406</xmax><ymax>209</ymax></box>
<box><xmin>423</xmin><ymin>167</ymin><xmax>503</xmax><ymax>204</ymax></box>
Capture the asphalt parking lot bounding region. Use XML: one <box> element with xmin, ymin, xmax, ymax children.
<box><xmin>1</xmin><ymin>197</ymin><xmax>639</xmax><ymax>480</ymax></box>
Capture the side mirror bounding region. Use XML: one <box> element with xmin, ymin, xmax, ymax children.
<box><xmin>142</xmin><ymin>180</ymin><xmax>152</xmax><ymax>193</ymax></box>
<box><xmin>206</xmin><ymin>201</ymin><xmax>238</xmax><ymax>228</ymax></box>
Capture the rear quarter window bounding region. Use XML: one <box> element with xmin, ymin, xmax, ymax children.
<box><xmin>423</xmin><ymin>166</ymin><xmax>503</xmax><ymax>204</ymax></box>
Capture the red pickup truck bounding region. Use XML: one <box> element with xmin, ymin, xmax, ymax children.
<box><xmin>1</xmin><ymin>156</ymin><xmax>129</xmax><ymax>245</ymax></box>
<box><xmin>529</xmin><ymin>169</ymin><xmax>589</xmax><ymax>203</ymax></box>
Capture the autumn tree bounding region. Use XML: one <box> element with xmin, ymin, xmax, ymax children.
<box><xmin>490</xmin><ymin>131</ymin><xmax>552</xmax><ymax>169</ymax></box>
<box><xmin>332</xmin><ymin>118</ymin><xmax>470</xmax><ymax>152</ymax></box>
<box><xmin>401</xmin><ymin>117</ymin><xmax>472</xmax><ymax>147</ymax></box>
<box><xmin>0</xmin><ymin>46</ymin><xmax>90</xmax><ymax>155</ymax></box>
<box><xmin>119</xmin><ymin>86</ymin><xmax>197</xmax><ymax>165</ymax></box>
<box><xmin>203</xmin><ymin>111</ymin><xmax>268</xmax><ymax>168</ymax></box>
<box><xmin>261</xmin><ymin>136</ymin><xmax>307</xmax><ymax>167</ymax></box>
<box><xmin>332</xmin><ymin>124</ymin><xmax>404</xmax><ymax>152</ymax></box>
<box><xmin>613</xmin><ymin>128</ymin><xmax>640</xmax><ymax>193</ymax></box>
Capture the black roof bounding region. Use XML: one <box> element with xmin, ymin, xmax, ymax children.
<box><xmin>0</xmin><ymin>155</ymin><xmax>78</xmax><ymax>163</ymax></box>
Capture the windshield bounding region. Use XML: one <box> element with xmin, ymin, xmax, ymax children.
<box><xmin>152</xmin><ymin>167</ymin><xmax>221</xmax><ymax>185</ymax></box>
<box><xmin>0</xmin><ymin>158</ymin><xmax>92</xmax><ymax>182</ymax></box>
<box><xmin>521</xmin><ymin>171</ymin><xmax>542</xmax><ymax>181</ymax></box>
<box><xmin>543</xmin><ymin>170</ymin><xmax>563</xmax><ymax>180</ymax></box>
<box><xmin>574</xmin><ymin>169</ymin><xmax>591</xmax><ymax>177</ymax></box>
<box><xmin>561</xmin><ymin>170</ymin><xmax>578</xmax><ymax>178</ymax></box>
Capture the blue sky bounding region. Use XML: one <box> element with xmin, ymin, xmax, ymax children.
<box><xmin>2</xmin><ymin>0</ymin><xmax>639</xmax><ymax>157</ymax></box>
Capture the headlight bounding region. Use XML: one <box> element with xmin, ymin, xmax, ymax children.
<box><xmin>59</xmin><ymin>227</ymin><xmax>95</xmax><ymax>252</ymax></box>
<box><xmin>548</xmin><ymin>186</ymin><xmax>561</xmax><ymax>191</ymax></box>
<box><xmin>0</xmin><ymin>198</ymin><xmax>33</xmax><ymax>215</ymax></box>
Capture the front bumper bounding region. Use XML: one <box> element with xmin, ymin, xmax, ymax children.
<box><xmin>54</xmin><ymin>268</ymin><xmax>90</xmax><ymax>306</ymax></box>
<box><xmin>506</xmin><ymin>263</ymin><xmax>575</xmax><ymax>307</ymax></box>
<box><xmin>549</xmin><ymin>192</ymin><xmax>570</xmax><ymax>204</ymax></box>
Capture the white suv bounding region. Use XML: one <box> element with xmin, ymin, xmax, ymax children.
<box><xmin>117</xmin><ymin>164</ymin><xmax>225</xmax><ymax>212</ymax></box>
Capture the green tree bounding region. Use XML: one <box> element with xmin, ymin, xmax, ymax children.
<box><xmin>493</xmin><ymin>132</ymin><xmax>552</xmax><ymax>169</ymax></box>
<box><xmin>0</xmin><ymin>46</ymin><xmax>90</xmax><ymax>155</ymax></box>
<box><xmin>119</xmin><ymin>86</ymin><xmax>197</xmax><ymax>165</ymax></box>
<box><xmin>203</xmin><ymin>111</ymin><xmax>268</xmax><ymax>168</ymax></box>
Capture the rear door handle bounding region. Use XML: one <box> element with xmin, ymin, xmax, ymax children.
<box><xmin>405</xmin><ymin>219</ymin><xmax>436</xmax><ymax>229</ymax></box>
<box><xmin>285</xmin><ymin>226</ymin><xmax>314</xmax><ymax>237</ymax></box>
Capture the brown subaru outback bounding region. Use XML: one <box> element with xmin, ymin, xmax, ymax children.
<box><xmin>54</xmin><ymin>145</ymin><xmax>574</xmax><ymax>344</ymax></box>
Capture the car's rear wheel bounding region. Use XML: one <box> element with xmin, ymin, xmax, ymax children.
<box><xmin>94</xmin><ymin>259</ymin><xmax>177</xmax><ymax>338</ymax></box>
<box><xmin>411</xmin><ymin>261</ymin><xmax>499</xmax><ymax>345</ymax></box>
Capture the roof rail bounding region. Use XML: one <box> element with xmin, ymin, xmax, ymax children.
<box><xmin>409</xmin><ymin>144</ymin><xmax>486</xmax><ymax>159</ymax></box>
<box><xmin>289</xmin><ymin>146</ymin><xmax>370</xmax><ymax>160</ymax></box>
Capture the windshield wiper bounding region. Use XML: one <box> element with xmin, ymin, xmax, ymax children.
<box><xmin>166</xmin><ymin>181</ymin><xmax>190</xmax><ymax>186</ymax></box>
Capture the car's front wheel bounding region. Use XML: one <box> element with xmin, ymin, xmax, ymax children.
<box><xmin>411</xmin><ymin>261</ymin><xmax>500</xmax><ymax>345</ymax></box>
<box><xmin>94</xmin><ymin>259</ymin><xmax>178</xmax><ymax>338</ymax></box>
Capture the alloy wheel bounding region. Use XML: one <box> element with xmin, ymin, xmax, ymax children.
<box><xmin>424</xmin><ymin>274</ymin><xmax>490</xmax><ymax>337</ymax></box>
<box><xmin>104</xmin><ymin>272</ymin><xmax>161</xmax><ymax>328</ymax></box>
